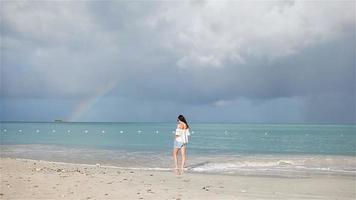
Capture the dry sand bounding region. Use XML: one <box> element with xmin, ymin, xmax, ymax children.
<box><xmin>0</xmin><ymin>158</ymin><xmax>355</xmax><ymax>200</ymax></box>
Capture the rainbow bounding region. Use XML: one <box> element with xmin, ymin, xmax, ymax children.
<box><xmin>67</xmin><ymin>80</ymin><xmax>118</xmax><ymax>122</ymax></box>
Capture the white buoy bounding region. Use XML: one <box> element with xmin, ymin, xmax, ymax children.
<box><xmin>172</xmin><ymin>131</ymin><xmax>175</xmax><ymax>134</ymax></box>
<box><xmin>3</xmin><ymin>129</ymin><xmax>7</xmax><ymax>132</ymax></box>
<box><xmin>138</xmin><ymin>130</ymin><xmax>142</xmax><ymax>133</ymax></box>
<box><xmin>36</xmin><ymin>129</ymin><xmax>40</xmax><ymax>133</ymax></box>
<box><xmin>120</xmin><ymin>130</ymin><xmax>124</xmax><ymax>134</ymax></box>
<box><xmin>84</xmin><ymin>130</ymin><xmax>88</xmax><ymax>133</ymax></box>
<box><xmin>18</xmin><ymin>129</ymin><xmax>22</xmax><ymax>133</ymax></box>
<box><xmin>101</xmin><ymin>130</ymin><xmax>105</xmax><ymax>133</ymax></box>
<box><xmin>67</xmin><ymin>130</ymin><xmax>71</xmax><ymax>133</ymax></box>
<box><xmin>52</xmin><ymin>130</ymin><xmax>56</xmax><ymax>133</ymax></box>
<box><xmin>191</xmin><ymin>131</ymin><xmax>194</xmax><ymax>134</ymax></box>
<box><xmin>265</xmin><ymin>132</ymin><xmax>268</xmax><ymax>135</ymax></box>
<box><xmin>155</xmin><ymin>130</ymin><xmax>159</xmax><ymax>134</ymax></box>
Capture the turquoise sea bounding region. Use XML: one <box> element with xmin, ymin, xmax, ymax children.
<box><xmin>1</xmin><ymin>122</ymin><xmax>355</xmax><ymax>177</ymax></box>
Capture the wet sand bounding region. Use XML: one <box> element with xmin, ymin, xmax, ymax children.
<box><xmin>1</xmin><ymin>158</ymin><xmax>355</xmax><ymax>200</ymax></box>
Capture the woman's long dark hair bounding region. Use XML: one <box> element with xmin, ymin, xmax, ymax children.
<box><xmin>178</xmin><ymin>115</ymin><xmax>189</xmax><ymax>129</ymax></box>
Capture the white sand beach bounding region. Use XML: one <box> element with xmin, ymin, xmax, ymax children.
<box><xmin>1</xmin><ymin>158</ymin><xmax>355</xmax><ymax>200</ymax></box>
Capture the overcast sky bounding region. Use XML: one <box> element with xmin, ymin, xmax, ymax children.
<box><xmin>1</xmin><ymin>0</ymin><xmax>355</xmax><ymax>123</ymax></box>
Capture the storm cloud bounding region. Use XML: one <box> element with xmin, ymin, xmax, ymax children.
<box><xmin>1</xmin><ymin>0</ymin><xmax>355</xmax><ymax>123</ymax></box>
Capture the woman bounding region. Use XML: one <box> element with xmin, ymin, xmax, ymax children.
<box><xmin>173</xmin><ymin>115</ymin><xmax>190</xmax><ymax>175</ymax></box>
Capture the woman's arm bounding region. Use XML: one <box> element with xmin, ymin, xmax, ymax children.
<box><xmin>175</xmin><ymin>123</ymin><xmax>183</xmax><ymax>138</ymax></box>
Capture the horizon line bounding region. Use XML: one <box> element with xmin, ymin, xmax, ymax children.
<box><xmin>1</xmin><ymin>120</ymin><xmax>355</xmax><ymax>125</ymax></box>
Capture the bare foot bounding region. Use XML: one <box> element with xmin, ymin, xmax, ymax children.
<box><xmin>180</xmin><ymin>167</ymin><xmax>185</xmax><ymax>174</ymax></box>
<box><xmin>173</xmin><ymin>168</ymin><xmax>180</xmax><ymax>175</ymax></box>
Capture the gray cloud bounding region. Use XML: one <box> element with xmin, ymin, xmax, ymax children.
<box><xmin>304</xmin><ymin>92</ymin><xmax>355</xmax><ymax>124</ymax></box>
<box><xmin>1</xmin><ymin>0</ymin><xmax>355</xmax><ymax>123</ymax></box>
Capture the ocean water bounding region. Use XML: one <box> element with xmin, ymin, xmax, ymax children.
<box><xmin>1</xmin><ymin>122</ymin><xmax>355</xmax><ymax>177</ymax></box>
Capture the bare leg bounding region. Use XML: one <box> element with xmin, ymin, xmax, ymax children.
<box><xmin>180</xmin><ymin>145</ymin><xmax>186</xmax><ymax>174</ymax></box>
<box><xmin>172</xmin><ymin>148</ymin><xmax>180</xmax><ymax>175</ymax></box>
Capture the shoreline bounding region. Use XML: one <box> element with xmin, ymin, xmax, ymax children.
<box><xmin>1</xmin><ymin>157</ymin><xmax>355</xmax><ymax>199</ymax></box>
<box><xmin>1</xmin><ymin>156</ymin><xmax>355</xmax><ymax>179</ymax></box>
<box><xmin>1</xmin><ymin>144</ymin><xmax>355</xmax><ymax>178</ymax></box>
<box><xmin>2</xmin><ymin>144</ymin><xmax>356</xmax><ymax>177</ymax></box>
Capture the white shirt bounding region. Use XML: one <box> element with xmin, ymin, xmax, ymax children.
<box><xmin>175</xmin><ymin>128</ymin><xmax>190</xmax><ymax>143</ymax></box>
